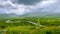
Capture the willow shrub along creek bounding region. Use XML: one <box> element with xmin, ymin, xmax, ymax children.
<box><xmin>0</xmin><ymin>18</ymin><xmax>60</xmax><ymax>34</ymax></box>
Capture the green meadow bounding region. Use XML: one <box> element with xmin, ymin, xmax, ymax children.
<box><xmin>0</xmin><ymin>17</ymin><xmax>60</xmax><ymax>34</ymax></box>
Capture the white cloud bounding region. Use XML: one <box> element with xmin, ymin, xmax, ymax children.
<box><xmin>0</xmin><ymin>0</ymin><xmax>57</xmax><ymax>15</ymax></box>
<box><xmin>0</xmin><ymin>0</ymin><xmax>31</xmax><ymax>15</ymax></box>
<box><xmin>36</xmin><ymin>0</ymin><xmax>56</xmax><ymax>8</ymax></box>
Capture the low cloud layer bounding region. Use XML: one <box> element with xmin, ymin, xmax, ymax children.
<box><xmin>0</xmin><ymin>0</ymin><xmax>59</xmax><ymax>15</ymax></box>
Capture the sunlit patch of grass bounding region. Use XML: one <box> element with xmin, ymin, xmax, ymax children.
<box><xmin>5</xmin><ymin>25</ymin><xmax>60</xmax><ymax>34</ymax></box>
<box><xmin>6</xmin><ymin>26</ymin><xmax>36</xmax><ymax>34</ymax></box>
<box><xmin>7</xmin><ymin>26</ymin><xmax>36</xmax><ymax>31</ymax></box>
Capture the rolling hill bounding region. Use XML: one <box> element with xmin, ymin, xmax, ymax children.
<box><xmin>0</xmin><ymin>13</ymin><xmax>18</xmax><ymax>19</ymax></box>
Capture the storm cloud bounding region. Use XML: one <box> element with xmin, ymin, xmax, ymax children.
<box><xmin>0</xmin><ymin>0</ymin><xmax>59</xmax><ymax>15</ymax></box>
<box><xmin>11</xmin><ymin>0</ymin><xmax>42</xmax><ymax>5</ymax></box>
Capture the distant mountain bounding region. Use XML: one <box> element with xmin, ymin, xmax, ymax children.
<box><xmin>0</xmin><ymin>11</ymin><xmax>60</xmax><ymax>19</ymax></box>
<box><xmin>0</xmin><ymin>13</ymin><xmax>18</xmax><ymax>19</ymax></box>
<box><xmin>20</xmin><ymin>12</ymin><xmax>60</xmax><ymax>18</ymax></box>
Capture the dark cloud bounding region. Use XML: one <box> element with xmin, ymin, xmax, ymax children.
<box><xmin>11</xmin><ymin>0</ymin><xmax>42</xmax><ymax>5</ymax></box>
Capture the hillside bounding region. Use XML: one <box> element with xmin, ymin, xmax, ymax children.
<box><xmin>0</xmin><ymin>14</ymin><xmax>18</xmax><ymax>19</ymax></box>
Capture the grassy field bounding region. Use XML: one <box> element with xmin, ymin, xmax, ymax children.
<box><xmin>0</xmin><ymin>17</ymin><xmax>60</xmax><ymax>34</ymax></box>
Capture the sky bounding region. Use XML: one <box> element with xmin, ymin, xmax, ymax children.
<box><xmin>0</xmin><ymin>0</ymin><xmax>60</xmax><ymax>15</ymax></box>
